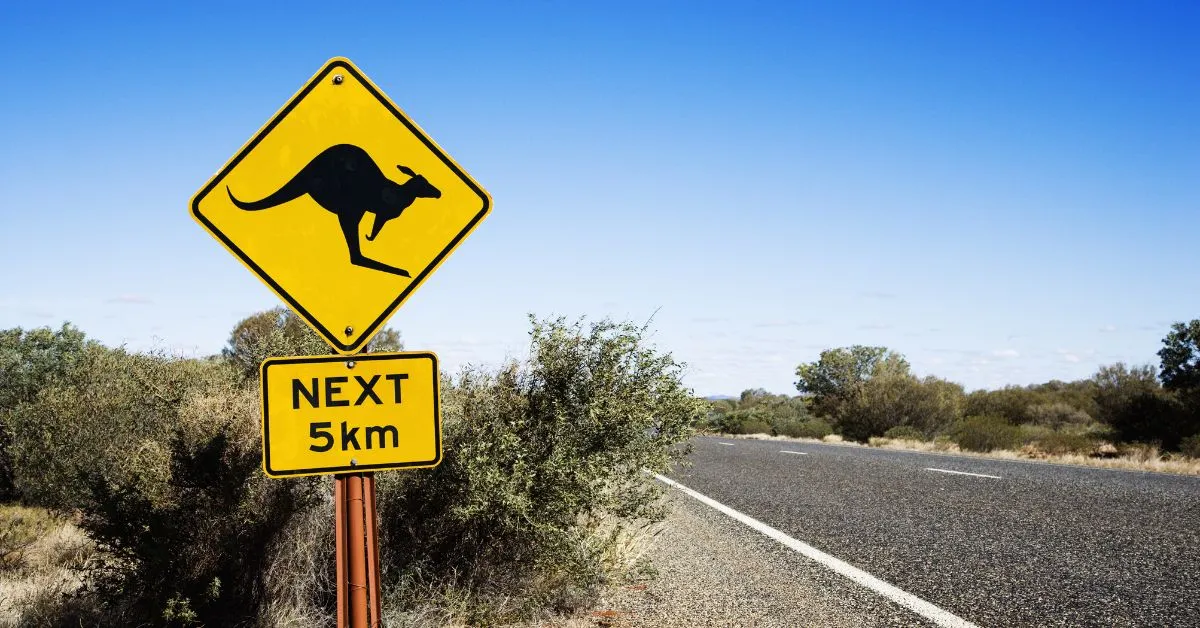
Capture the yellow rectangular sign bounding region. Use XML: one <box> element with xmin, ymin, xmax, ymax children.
<box><xmin>260</xmin><ymin>352</ymin><xmax>441</xmax><ymax>478</ymax></box>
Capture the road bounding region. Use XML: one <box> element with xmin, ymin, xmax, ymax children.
<box><xmin>666</xmin><ymin>436</ymin><xmax>1200</xmax><ymax>627</ymax></box>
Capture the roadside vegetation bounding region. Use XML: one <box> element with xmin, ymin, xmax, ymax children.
<box><xmin>0</xmin><ymin>310</ymin><xmax>704</xmax><ymax>626</ymax></box>
<box><xmin>703</xmin><ymin>321</ymin><xmax>1200</xmax><ymax>473</ymax></box>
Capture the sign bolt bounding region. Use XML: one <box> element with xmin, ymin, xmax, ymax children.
<box><xmin>345</xmin><ymin>326</ymin><xmax>354</xmax><ymax>336</ymax></box>
<box><xmin>332</xmin><ymin>74</ymin><xmax>344</xmax><ymax>85</ymax></box>
<box><xmin>347</xmin><ymin>361</ymin><xmax>356</xmax><ymax>369</ymax></box>
<box><xmin>350</xmin><ymin>458</ymin><xmax>358</xmax><ymax>466</ymax></box>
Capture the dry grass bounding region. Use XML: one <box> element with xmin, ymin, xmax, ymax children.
<box><xmin>718</xmin><ymin>432</ymin><xmax>1200</xmax><ymax>476</ymax></box>
<box><xmin>380</xmin><ymin>513</ymin><xmax>666</xmax><ymax>628</ymax></box>
<box><xmin>259</xmin><ymin>495</ymin><xmax>336</xmax><ymax>628</ymax></box>
<box><xmin>977</xmin><ymin>444</ymin><xmax>1200</xmax><ymax>475</ymax></box>
<box><xmin>498</xmin><ymin>515</ymin><xmax>666</xmax><ymax>628</ymax></box>
<box><xmin>0</xmin><ymin>504</ymin><xmax>96</xmax><ymax>626</ymax></box>
<box><xmin>867</xmin><ymin>437</ymin><xmax>961</xmax><ymax>453</ymax></box>
<box><xmin>722</xmin><ymin>432</ymin><xmax>843</xmax><ymax>445</ymax></box>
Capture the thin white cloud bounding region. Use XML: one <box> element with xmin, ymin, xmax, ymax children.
<box><xmin>1099</xmin><ymin>325</ymin><xmax>1118</xmax><ymax>333</ymax></box>
<box><xmin>1056</xmin><ymin>349</ymin><xmax>1082</xmax><ymax>363</ymax></box>
<box><xmin>106</xmin><ymin>294</ymin><xmax>153</xmax><ymax>305</ymax></box>
<box><xmin>751</xmin><ymin>319</ymin><xmax>821</xmax><ymax>329</ymax></box>
<box><xmin>992</xmin><ymin>349</ymin><xmax>1020</xmax><ymax>359</ymax></box>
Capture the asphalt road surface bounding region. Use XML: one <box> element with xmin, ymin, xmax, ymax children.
<box><xmin>666</xmin><ymin>437</ymin><xmax>1200</xmax><ymax>627</ymax></box>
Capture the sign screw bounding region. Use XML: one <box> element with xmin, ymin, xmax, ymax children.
<box><xmin>345</xmin><ymin>326</ymin><xmax>354</xmax><ymax>336</ymax></box>
<box><xmin>347</xmin><ymin>361</ymin><xmax>356</xmax><ymax>369</ymax></box>
<box><xmin>332</xmin><ymin>74</ymin><xmax>344</xmax><ymax>85</ymax></box>
<box><xmin>350</xmin><ymin>458</ymin><xmax>358</xmax><ymax>466</ymax></box>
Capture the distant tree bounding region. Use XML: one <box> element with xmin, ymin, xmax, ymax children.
<box><xmin>739</xmin><ymin>388</ymin><xmax>775</xmax><ymax>407</ymax></box>
<box><xmin>1027</xmin><ymin>379</ymin><xmax>1099</xmax><ymax>420</ymax></box>
<box><xmin>1092</xmin><ymin>362</ymin><xmax>1161</xmax><ymax>426</ymax></box>
<box><xmin>1106</xmin><ymin>390</ymin><xmax>1194</xmax><ymax>450</ymax></box>
<box><xmin>964</xmin><ymin>386</ymin><xmax>1038</xmax><ymax>424</ymax></box>
<box><xmin>838</xmin><ymin>373</ymin><xmax>964</xmax><ymax>442</ymax></box>
<box><xmin>794</xmin><ymin>345</ymin><xmax>909</xmax><ymax>418</ymax></box>
<box><xmin>964</xmin><ymin>379</ymin><xmax>1097</xmax><ymax>426</ymax></box>
<box><xmin>1092</xmin><ymin>360</ymin><xmax>1199</xmax><ymax>450</ymax></box>
<box><xmin>223</xmin><ymin>307</ymin><xmax>329</xmax><ymax>380</ymax></box>
<box><xmin>1159</xmin><ymin>320</ymin><xmax>1200</xmax><ymax>392</ymax></box>
<box><xmin>222</xmin><ymin>307</ymin><xmax>403</xmax><ymax>381</ymax></box>
<box><xmin>365</xmin><ymin>328</ymin><xmax>404</xmax><ymax>353</ymax></box>
<box><xmin>703</xmin><ymin>388</ymin><xmax>811</xmax><ymax>435</ymax></box>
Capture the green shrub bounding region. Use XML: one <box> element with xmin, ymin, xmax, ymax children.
<box><xmin>883</xmin><ymin>425</ymin><xmax>925</xmax><ymax>441</ymax></box>
<box><xmin>708</xmin><ymin>408</ymin><xmax>769</xmax><ymax>434</ymax></box>
<box><xmin>1025</xmin><ymin>402</ymin><xmax>1092</xmax><ymax>430</ymax></box>
<box><xmin>964</xmin><ymin>386</ymin><xmax>1038</xmax><ymax>424</ymax></box>
<box><xmin>777</xmin><ymin>418</ymin><xmax>833</xmax><ymax>439</ymax></box>
<box><xmin>9</xmin><ymin>345</ymin><xmax>233</xmax><ymax>510</ymax></box>
<box><xmin>0</xmin><ymin>323</ymin><xmax>93</xmax><ymax>501</ymax></box>
<box><xmin>7</xmin><ymin>342</ymin><xmax>326</xmax><ymax>625</ymax></box>
<box><xmin>374</xmin><ymin>315</ymin><xmax>704</xmax><ymax>623</ymax></box>
<box><xmin>704</xmin><ymin>391</ymin><xmax>809</xmax><ymax>436</ymax></box>
<box><xmin>1106</xmin><ymin>389</ymin><xmax>1198</xmax><ymax>451</ymax></box>
<box><xmin>951</xmin><ymin>416</ymin><xmax>1022</xmax><ymax>453</ymax></box>
<box><xmin>727</xmin><ymin>419</ymin><xmax>773</xmax><ymax>435</ymax></box>
<box><xmin>837</xmin><ymin>373</ymin><xmax>963</xmax><ymax>442</ymax></box>
<box><xmin>965</xmin><ymin>381</ymin><xmax>1099</xmax><ymax>426</ymax></box>
<box><xmin>1017</xmin><ymin>423</ymin><xmax>1053</xmax><ymax>444</ymax></box>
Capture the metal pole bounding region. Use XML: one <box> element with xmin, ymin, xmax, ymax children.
<box><xmin>346</xmin><ymin>473</ymin><xmax>370</xmax><ymax>628</ymax></box>
<box><xmin>334</xmin><ymin>475</ymin><xmax>348</xmax><ymax>627</ymax></box>
<box><xmin>363</xmin><ymin>472</ymin><xmax>383</xmax><ymax>627</ymax></box>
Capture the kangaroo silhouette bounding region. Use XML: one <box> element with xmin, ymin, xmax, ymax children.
<box><xmin>226</xmin><ymin>143</ymin><xmax>441</xmax><ymax>277</ymax></box>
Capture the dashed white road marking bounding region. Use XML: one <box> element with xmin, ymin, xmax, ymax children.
<box><xmin>925</xmin><ymin>468</ymin><xmax>1001</xmax><ymax>480</ymax></box>
<box><xmin>717</xmin><ymin>442</ymin><xmax>735</xmax><ymax>446</ymax></box>
<box><xmin>780</xmin><ymin>450</ymin><xmax>809</xmax><ymax>455</ymax></box>
<box><xmin>656</xmin><ymin>474</ymin><xmax>980</xmax><ymax>628</ymax></box>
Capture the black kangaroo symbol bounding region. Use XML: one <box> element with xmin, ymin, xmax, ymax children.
<box><xmin>226</xmin><ymin>144</ymin><xmax>441</xmax><ymax>277</ymax></box>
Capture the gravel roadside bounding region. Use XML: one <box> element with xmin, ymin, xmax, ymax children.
<box><xmin>554</xmin><ymin>489</ymin><xmax>934</xmax><ymax>628</ymax></box>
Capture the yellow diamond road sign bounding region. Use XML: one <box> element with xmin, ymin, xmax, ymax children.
<box><xmin>190</xmin><ymin>57</ymin><xmax>491</xmax><ymax>353</ymax></box>
<box><xmin>260</xmin><ymin>352</ymin><xmax>441</xmax><ymax>477</ymax></box>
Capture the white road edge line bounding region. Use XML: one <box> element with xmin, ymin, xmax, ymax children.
<box><xmin>780</xmin><ymin>450</ymin><xmax>808</xmax><ymax>455</ymax></box>
<box><xmin>655</xmin><ymin>474</ymin><xmax>980</xmax><ymax>628</ymax></box>
<box><xmin>717</xmin><ymin>442</ymin><xmax>735</xmax><ymax>446</ymax></box>
<box><xmin>925</xmin><ymin>468</ymin><xmax>1001</xmax><ymax>480</ymax></box>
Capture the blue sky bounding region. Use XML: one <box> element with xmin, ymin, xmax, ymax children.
<box><xmin>1</xmin><ymin>1</ymin><xmax>1197</xmax><ymax>395</ymax></box>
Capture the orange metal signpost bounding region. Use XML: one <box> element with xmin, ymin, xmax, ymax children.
<box><xmin>335</xmin><ymin>474</ymin><xmax>382</xmax><ymax>628</ymax></box>
<box><xmin>190</xmin><ymin>57</ymin><xmax>489</xmax><ymax>627</ymax></box>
